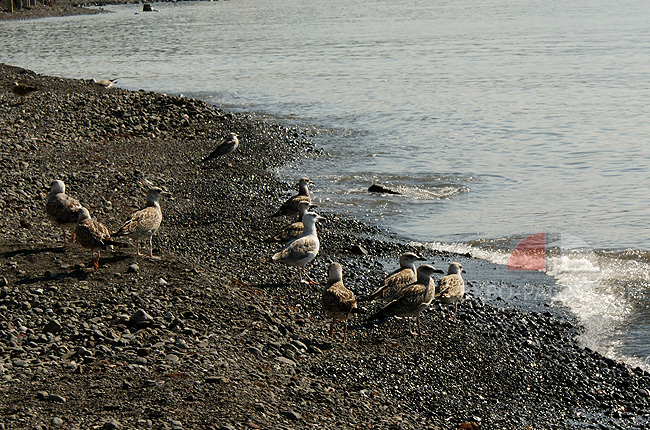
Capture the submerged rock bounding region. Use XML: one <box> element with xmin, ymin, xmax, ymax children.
<box><xmin>368</xmin><ymin>183</ymin><xmax>402</xmax><ymax>195</ymax></box>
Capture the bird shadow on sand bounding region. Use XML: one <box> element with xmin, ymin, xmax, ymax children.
<box><xmin>14</xmin><ymin>254</ymin><xmax>130</xmax><ymax>285</ymax></box>
<box><xmin>0</xmin><ymin>245</ymin><xmax>67</xmax><ymax>259</ymax></box>
<box><xmin>92</xmin><ymin>254</ymin><xmax>132</xmax><ymax>267</ymax></box>
<box><xmin>15</xmin><ymin>267</ymin><xmax>90</xmax><ymax>285</ymax></box>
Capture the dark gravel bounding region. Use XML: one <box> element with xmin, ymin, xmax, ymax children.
<box><xmin>1</xmin><ymin>63</ymin><xmax>650</xmax><ymax>429</ymax></box>
<box><xmin>0</xmin><ymin>0</ymin><xmax>103</xmax><ymax>21</ymax></box>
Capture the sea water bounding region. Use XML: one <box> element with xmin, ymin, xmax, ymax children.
<box><xmin>2</xmin><ymin>0</ymin><xmax>650</xmax><ymax>370</ymax></box>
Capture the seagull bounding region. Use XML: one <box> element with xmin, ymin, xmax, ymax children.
<box><xmin>322</xmin><ymin>262</ymin><xmax>358</xmax><ymax>342</ymax></box>
<box><xmin>360</xmin><ymin>252</ymin><xmax>427</xmax><ymax>302</ymax></box>
<box><xmin>113</xmin><ymin>187</ymin><xmax>171</xmax><ymax>258</ymax></box>
<box><xmin>11</xmin><ymin>82</ymin><xmax>38</xmax><ymax>104</ymax></box>
<box><xmin>367</xmin><ymin>264</ymin><xmax>438</xmax><ymax>336</ymax></box>
<box><xmin>92</xmin><ymin>78</ymin><xmax>117</xmax><ymax>89</ymax></box>
<box><xmin>270</xmin><ymin>177</ymin><xmax>311</xmax><ymax>218</ymax></box>
<box><xmin>75</xmin><ymin>208</ymin><xmax>124</xmax><ymax>268</ymax></box>
<box><xmin>436</xmin><ymin>262</ymin><xmax>465</xmax><ymax>321</ymax></box>
<box><xmin>202</xmin><ymin>132</ymin><xmax>239</xmax><ymax>167</ymax></box>
<box><xmin>45</xmin><ymin>180</ymin><xmax>83</xmax><ymax>247</ymax></box>
<box><xmin>271</xmin><ymin>211</ymin><xmax>323</xmax><ymax>283</ymax></box>
<box><xmin>264</xmin><ymin>201</ymin><xmax>310</xmax><ymax>243</ymax></box>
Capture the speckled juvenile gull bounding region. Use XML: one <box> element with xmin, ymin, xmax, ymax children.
<box><xmin>264</xmin><ymin>201</ymin><xmax>310</xmax><ymax>243</ymax></box>
<box><xmin>113</xmin><ymin>187</ymin><xmax>170</xmax><ymax>258</ymax></box>
<box><xmin>11</xmin><ymin>82</ymin><xmax>37</xmax><ymax>103</ymax></box>
<box><xmin>202</xmin><ymin>132</ymin><xmax>239</xmax><ymax>167</ymax></box>
<box><xmin>436</xmin><ymin>262</ymin><xmax>465</xmax><ymax>321</ymax></box>
<box><xmin>75</xmin><ymin>208</ymin><xmax>124</xmax><ymax>268</ymax></box>
<box><xmin>271</xmin><ymin>211</ymin><xmax>323</xmax><ymax>283</ymax></box>
<box><xmin>270</xmin><ymin>177</ymin><xmax>311</xmax><ymax>218</ymax></box>
<box><xmin>45</xmin><ymin>180</ymin><xmax>83</xmax><ymax>247</ymax></box>
<box><xmin>360</xmin><ymin>252</ymin><xmax>426</xmax><ymax>302</ymax></box>
<box><xmin>368</xmin><ymin>264</ymin><xmax>438</xmax><ymax>336</ymax></box>
<box><xmin>92</xmin><ymin>78</ymin><xmax>117</xmax><ymax>89</ymax></box>
<box><xmin>322</xmin><ymin>262</ymin><xmax>358</xmax><ymax>342</ymax></box>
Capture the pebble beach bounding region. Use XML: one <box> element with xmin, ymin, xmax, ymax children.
<box><xmin>1</xmin><ymin>19</ymin><xmax>650</xmax><ymax>429</ymax></box>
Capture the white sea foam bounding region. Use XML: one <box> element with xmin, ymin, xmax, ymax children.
<box><xmin>555</xmin><ymin>253</ymin><xmax>650</xmax><ymax>371</ymax></box>
<box><xmin>417</xmin><ymin>240</ymin><xmax>511</xmax><ymax>266</ymax></box>
<box><xmin>422</xmin><ymin>239</ymin><xmax>650</xmax><ymax>371</ymax></box>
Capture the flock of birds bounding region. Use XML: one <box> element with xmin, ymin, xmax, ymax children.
<box><xmin>246</xmin><ymin>169</ymin><xmax>467</xmax><ymax>341</ymax></box>
<box><xmin>43</xmin><ymin>125</ymin><xmax>466</xmax><ymax>341</ymax></box>
<box><xmin>45</xmin><ymin>179</ymin><xmax>171</xmax><ymax>268</ymax></box>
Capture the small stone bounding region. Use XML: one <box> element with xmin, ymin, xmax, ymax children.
<box><xmin>350</xmin><ymin>244</ymin><xmax>368</xmax><ymax>256</ymax></box>
<box><xmin>51</xmin><ymin>417</ymin><xmax>63</xmax><ymax>426</ymax></box>
<box><xmin>102</xmin><ymin>418</ymin><xmax>120</xmax><ymax>430</ymax></box>
<box><xmin>292</xmin><ymin>340</ymin><xmax>307</xmax><ymax>350</ymax></box>
<box><xmin>247</xmin><ymin>346</ymin><xmax>262</xmax><ymax>355</ymax></box>
<box><xmin>307</xmin><ymin>345</ymin><xmax>323</xmax><ymax>355</ymax></box>
<box><xmin>137</xmin><ymin>347</ymin><xmax>151</xmax><ymax>357</ymax></box>
<box><xmin>126</xmin><ymin>264</ymin><xmax>139</xmax><ymax>273</ymax></box>
<box><xmin>13</xmin><ymin>359</ymin><xmax>28</xmax><ymax>367</ymax></box>
<box><xmin>77</xmin><ymin>346</ymin><xmax>92</xmax><ymax>357</ymax></box>
<box><xmin>165</xmin><ymin>354</ymin><xmax>179</xmax><ymax>364</ymax></box>
<box><xmin>158</xmin><ymin>278</ymin><xmax>168</xmax><ymax>285</ymax></box>
<box><xmin>48</xmin><ymin>394</ymin><xmax>67</xmax><ymax>403</ymax></box>
<box><xmin>280</xmin><ymin>410</ymin><xmax>302</xmax><ymax>420</ymax></box>
<box><xmin>36</xmin><ymin>391</ymin><xmax>49</xmax><ymax>400</ymax></box>
<box><xmin>170</xmin><ymin>420</ymin><xmax>183</xmax><ymax>429</ymax></box>
<box><xmin>206</xmin><ymin>376</ymin><xmax>231</xmax><ymax>384</ymax></box>
<box><xmin>275</xmin><ymin>356</ymin><xmax>296</xmax><ymax>366</ymax></box>
<box><xmin>129</xmin><ymin>309</ymin><xmax>153</xmax><ymax>327</ymax></box>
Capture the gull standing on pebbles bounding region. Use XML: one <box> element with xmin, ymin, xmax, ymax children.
<box><xmin>322</xmin><ymin>262</ymin><xmax>358</xmax><ymax>342</ymax></box>
<box><xmin>360</xmin><ymin>252</ymin><xmax>427</xmax><ymax>302</ymax></box>
<box><xmin>368</xmin><ymin>264</ymin><xmax>438</xmax><ymax>336</ymax></box>
<box><xmin>270</xmin><ymin>177</ymin><xmax>311</xmax><ymax>218</ymax></box>
<box><xmin>264</xmin><ymin>201</ymin><xmax>310</xmax><ymax>243</ymax></box>
<box><xmin>92</xmin><ymin>78</ymin><xmax>118</xmax><ymax>89</ymax></box>
<box><xmin>436</xmin><ymin>262</ymin><xmax>465</xmax><ymax>321</ymax></box>
<box><xmin>45</xmin><ymin>180</ymin><xmax>83</xmax><ymax>247</ymax></box>
<box><xmin>271</xmin><ymin>211</ymin><xmax>323</xmax><ymax>283</ymax></box>
<box><xmin>75</xmin><ymin>208</ymin><xmax>124</xmax><ymax>268</ymax></box>
<box><xmin>202</xmin><ymin>132</ymin><xmax>239</xmax><ymax>167</ymax></box>
<box><xmin>11</xmin><ymin>82</ymin><xmax>38</xmax><ymax>104</ymax></box>
<box><xmin>113</xmin><ymin>187</ymin><xmax>171</xmax><ymax>258</ymax></box>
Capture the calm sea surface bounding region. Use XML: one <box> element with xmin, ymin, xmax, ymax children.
<box><xmin>2</xmin><ymin>0</ymin><xmax>650</xmax><ymax>369</ymax></box>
